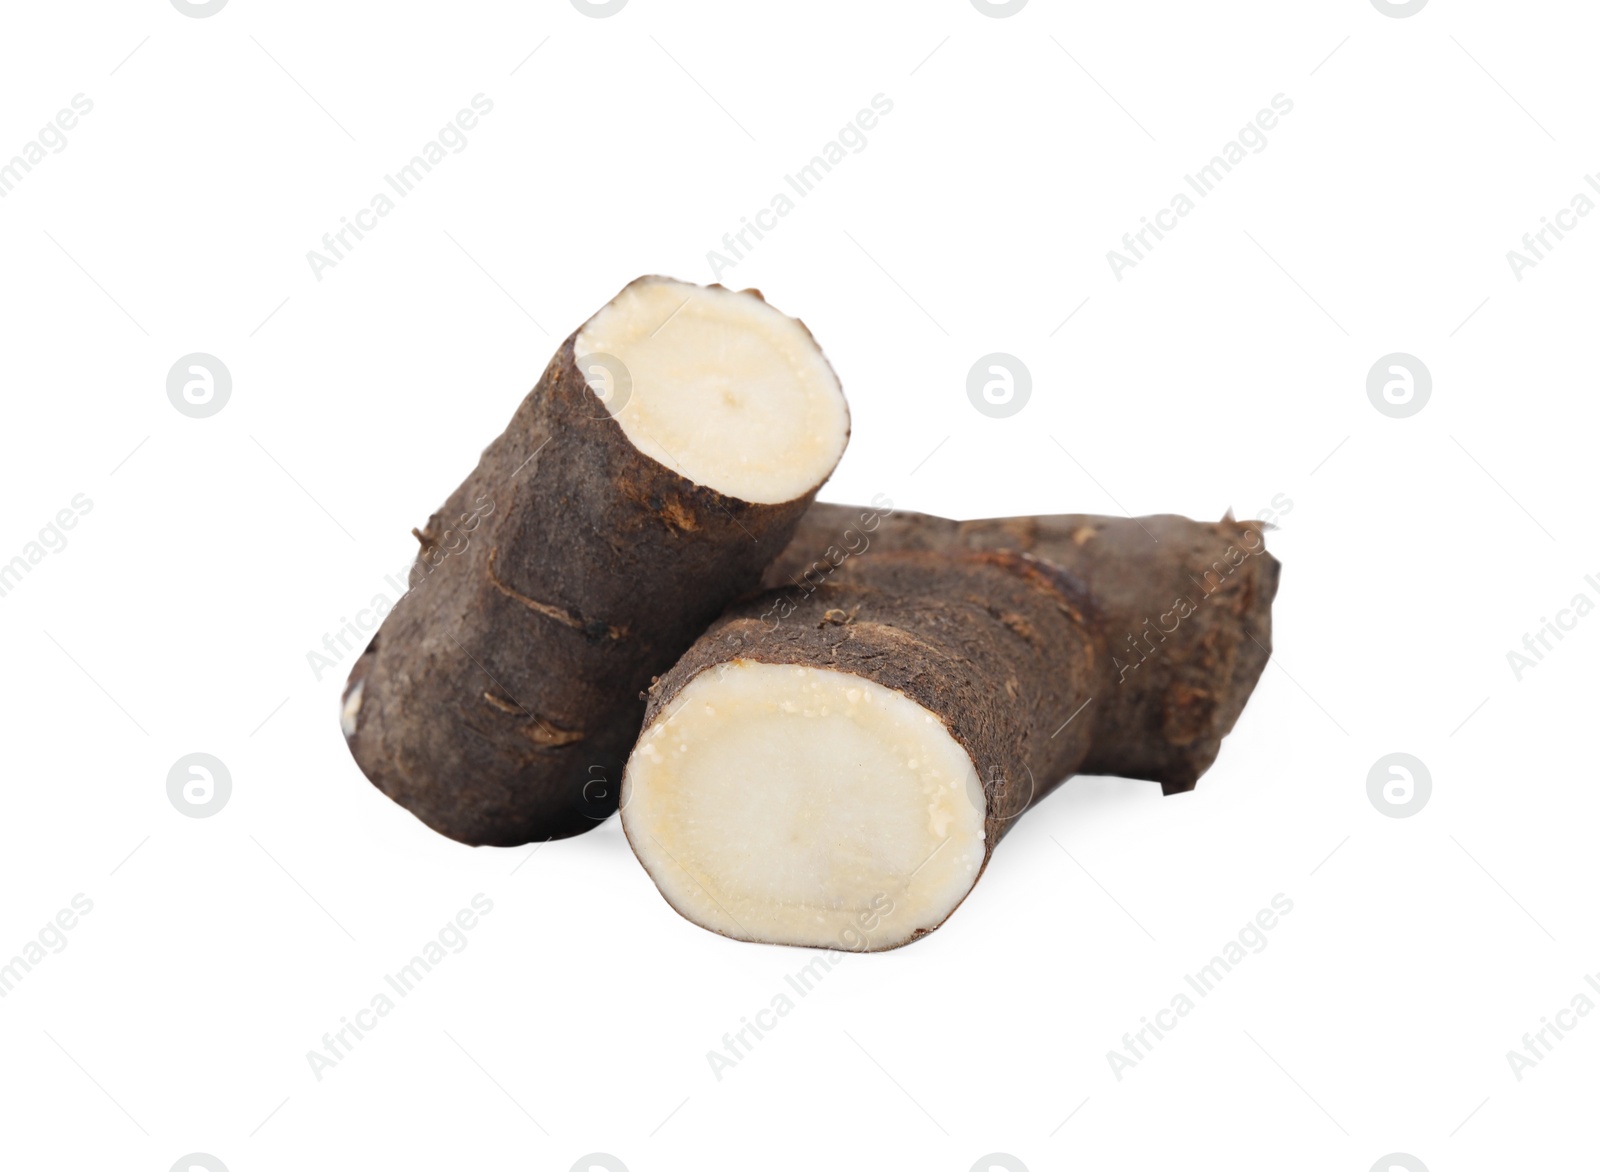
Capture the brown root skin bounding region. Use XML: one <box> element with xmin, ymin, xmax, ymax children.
<box><xmin>624</xmin><ymin>550</ymin><xmax>1106</xmax><ymax>950</ymax></box>
<box><xmin>767</xmin><ymin>504</ymin><xmax>1279</xmax><ymax>794</ymax></box>
<box><xmin>343</xmin><ymin>277</ymin><xmax>846</xmax><ymax>847</ymax></box>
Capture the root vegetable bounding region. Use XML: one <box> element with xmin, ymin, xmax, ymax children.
<box><xmin>768</xmin><ymin>504</ymin><xmax>1279</xmax><ymax>794</ymax></box>
<box><xmin>343</xmin><ymin>276</ymin><xmax>850</xmax><ymax>846</ymax></box>
<box><xmin>623</xmin><ymin>511</ymin><xmax>1279</xmax><ymax>951</ymax></box>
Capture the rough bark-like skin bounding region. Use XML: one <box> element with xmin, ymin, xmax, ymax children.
<box><xmin>344</xmin><ymin>284</ymin><xmax>840</xmax><ymax>846</ymax></box>
<box><xmin>766</xmin><ymin>504</ymin><xmax>1278</xmax><ymax>793</ymax></box>
<box><xmin>629</xmin><ymin>550</ymin><xmax>1107</xmax><ymax>947</ymax></box>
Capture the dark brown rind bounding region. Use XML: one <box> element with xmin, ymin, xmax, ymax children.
<box><xmin>343</xmin><ymin>278</ymin><xmax>845</xmax><ymax>846</ymax></box>
<box><xmin>767</xmin><ymin>505</ymin><xmax>1279</xmax><ymax>793</ymax></box>
<box><xmin>627</xmin><ymin>550</ymin><xmax>1107</xmax><ymax>949</ymax></box>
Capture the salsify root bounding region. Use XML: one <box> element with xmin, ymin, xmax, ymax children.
<box><xmin>343</xmin><ymin>277</ymin><xmax>850</xmax><ymax>846</ymax></box>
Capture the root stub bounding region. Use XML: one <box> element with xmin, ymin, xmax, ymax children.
<box><xmin>622</xmin><ymin>552</ymin><xmax>1104</xmax><ymax>951</ymax></box>
<box><xmin>343</xmin><ymin>277</ymin><xmax>849</xmax><ymax>846</ymax></box>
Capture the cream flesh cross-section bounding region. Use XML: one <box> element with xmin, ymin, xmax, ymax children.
<box><xmin>622</xmin><ymin>660</ymin><xmax>988</xmax><ymax>951</ymax></box>
<box><xmin>575</xmin><ymin>278</ymin><xmax>848</xmax><ymax>505</ymax></box>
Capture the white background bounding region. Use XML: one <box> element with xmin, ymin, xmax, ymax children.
<box><xmin>0</xmin><ymin>1</ymin><xmax>1595</xmax><ymax>1170</ymax></box>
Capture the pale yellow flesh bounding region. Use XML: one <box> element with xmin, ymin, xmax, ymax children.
<box><xmin>574</xmin><ymin>278</ymin><xmax>848</xmax><ymax>505</ymax></box>
<box><xmin>622</xmin><ymin>661</ymin><xmax>987</xmax><ymax>951</ymax></box>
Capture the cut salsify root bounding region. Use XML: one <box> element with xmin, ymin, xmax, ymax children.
<box><xmin>622</xmin><ymin>551</ymin><xmax>1106</xmax><ymax>951</ymax></box>
<box><xmin>343</xmin><ymin>277</ymin><xmax>849</xmax><ymax>846</ymax></box>
<box><xmin>624</xmin><ymin>509</ymin><xmax>1279</xmax><ymax>951</ymax></box>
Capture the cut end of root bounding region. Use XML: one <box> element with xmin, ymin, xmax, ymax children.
<box><xmin>621</xmin><ymin>660</ymin><xmax>986</xmax><ymax>951</ymax></box>
<box><xmin>576</xmin><ymin>277</ymin><xmax>848</xmax><ymax>505</ymax></box>
<box><xmin>340</xmin><ymin>679</ymin><xmax>364</xmax><ymax>739</ymax></box>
